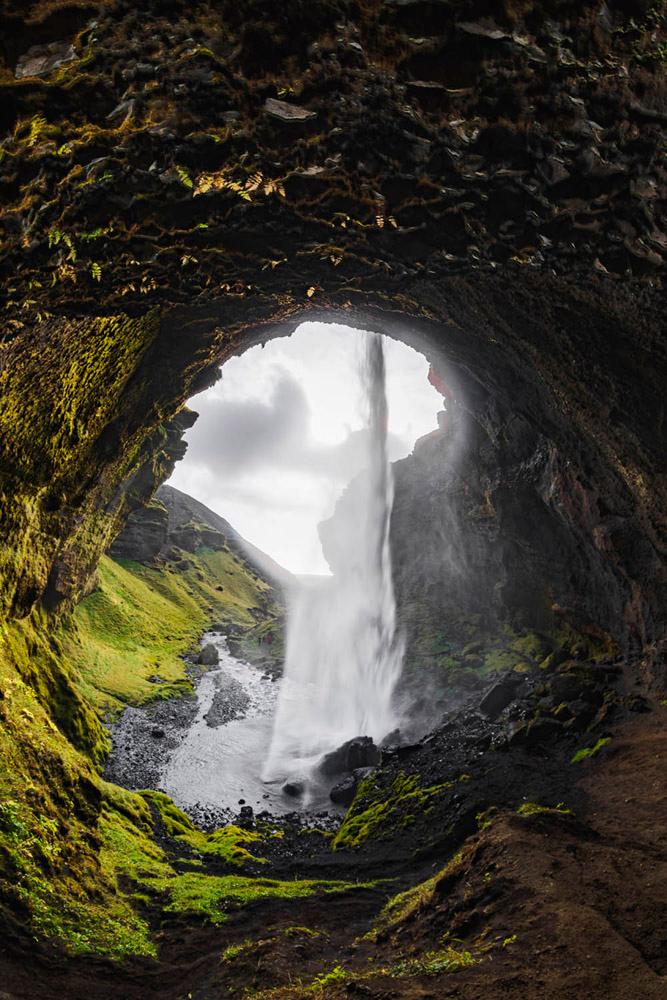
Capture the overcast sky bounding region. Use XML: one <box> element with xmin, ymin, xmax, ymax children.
<box><xmin>168</xmin><ymin>322</ymin><xmax>444</xmax><ymax>575</ymax></box>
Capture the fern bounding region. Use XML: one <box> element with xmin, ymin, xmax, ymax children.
<box><xmin>176</xmin><ymin>166</ymin><xmax>194</xmax><ymax>189</ymax></box>
<box><xmin>91</xmin><ymin>262</ymin><xmax>102</xmax><ymax>282</ymax></box>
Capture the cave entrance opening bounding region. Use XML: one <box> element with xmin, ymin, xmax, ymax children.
<box><xmin>143</xmin><ymin>320</ymin><xmax>449</xmax><ymax>818</ymax></box>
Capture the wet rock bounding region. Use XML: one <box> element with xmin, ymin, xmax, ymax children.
<box><xmin>319</xmin><ymin>736</ymin><xmax>381</xmax><ymax>776</ymax></box>
<box><xmin>524</xmin><ymin>716</ymin><xmax>564</xmax><ymax>745</ymax></box>
<box><xmin>238</xmin><ymin>805</ymin><xmax>254</xmax><ymax>827</ymax></box>
<box><xmin>329</xmin><ymin>775</ymin><xmax>357</xmax><ymax>806</ymax></box>
<box><xmin>151</xmin><ymin>727</ymin><xmax>166</xmax><ymax>738</ymax></box>
<box><xmin>198</xmin><ymin>643</ymin><xmax>219</xmax><ymax>666</ymax></box>
<box><xmin>283</xmin><ymin>781</ymin><xmax>304</xmax><ymax>797</ymax></box>
<box><xmin>479</xmin><ymin>676</ymin><xmax>523</xmax><ymax>720</ymax></box>
<box><xmin>380</xmin><ymin>728</ymin><xmax>401</xmax><ymax>748</ymax></box>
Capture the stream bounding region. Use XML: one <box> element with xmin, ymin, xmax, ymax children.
<box><xmin>106</xmin><ymin>630</ymin><xmax>336</xmax><ymax>824</ymax></box>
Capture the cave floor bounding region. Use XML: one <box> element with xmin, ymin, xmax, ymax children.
<box><xmin>2</xmin><ymin>706</ymin><xmax>667</xmax><ymax>999</ymax></box>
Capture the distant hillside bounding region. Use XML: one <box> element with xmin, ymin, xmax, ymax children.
<box><xmin>109</xmin><ymin>484</ymin><xmax>293</xmax><ymax>591</ymax></box>
<box><xmin>157</xmin><ymin>485</ymin><xmax>294</xmax><ymax>590</ymax></box>
<box><xmin>66</xmin><ymin>485</ymin><xmax>291</xmax><ymax>714</ymax></box>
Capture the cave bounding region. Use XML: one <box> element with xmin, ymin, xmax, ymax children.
<box><xmin>0</xmin><ymin>1</ymin><xmax>666</xmax><ymax>998</ymax></box>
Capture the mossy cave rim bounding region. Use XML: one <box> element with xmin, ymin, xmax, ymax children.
<box><xmin>0</xmin><ymin>0</ymin><xmax>666</xmax><ymax>995</ymax></box>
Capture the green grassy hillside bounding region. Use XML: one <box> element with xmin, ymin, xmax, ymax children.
<box><xmin>63</xmin><ymin>548</ymin><xmax>281</xmax><ymax>716</ymax></box>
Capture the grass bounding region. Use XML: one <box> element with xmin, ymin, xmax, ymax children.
<box><xmin>373</xmin><ymin>850</ymin><xmax>465</xmax><ymax>936</ymax></box>
<box><xmin>62</xmin><ymin>550</ymin><xmax>276</xmax><ymax>714</ymax></box>
<box><xmin>141</xmin><ymin>790</ymin><xmax>267</xmax><ymax>867</ymax></box>
<box><xmin>145</xmin><ymin>872</ymin><xmax>375</xmax><ymax>925</ymax></box>
<box><xmin>571</xmin><ymin>737</ymin><xmax>611</xmax><ymax>764</ymax></box>
<box><xmin>332</xmin><ymin>772</ymin><xmax>455</xmax><ymax>851</ymax></box>
<box><xmin>516</xmin><ymin>801</ymin><xmax>573</xmax><ymax>818</ymax></box>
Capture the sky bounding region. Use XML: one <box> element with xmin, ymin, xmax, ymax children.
<box><xmin>168</xmin><ymin>322</ymin><xmax>444</xmax><ymax>575</ymax></box>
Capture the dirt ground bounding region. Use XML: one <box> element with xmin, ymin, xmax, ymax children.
<box><xmin>2</xmin><ymin>706</ymin><xmax>667</xmax><ymax>999</ymax></box>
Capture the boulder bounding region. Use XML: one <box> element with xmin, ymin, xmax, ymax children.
<box><xmin>197</xmin><ymin>643</ymin><xmax>219</xmax><ymax>666</ymax></box>
<box><xmin>15</xmin><ymin>41</ymin><xmax>77</xmax><ymax>79</ymax></box>
<box><xmin>330</xmin><ymin>766</ymin><xmax>375</xmax><ymax>806</ymax></box>
<box><xmin>282</xmin><ymin>781</ymin><xmax>304</xmax><ymax>797</ymax></box>
<box><xmin>479</xmin><ymin>676</ymin><xmax>523</xmax><ymax>719</ymax></box>
<box><xmin>319</xmin><ymin>736</ymin><xmax>381</xmax><ymax>777</ymax></box>
<box><xmin>329</xmin><ymin>775</ymin><xmax>357</xmax><ymax>806</ymax></box>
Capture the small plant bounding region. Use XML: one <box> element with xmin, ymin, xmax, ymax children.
<box><xmin>91</xmin><ymin>263</ymin><xmax>102</xmax><ymax>282</ymax></box>
<box><xmin>516</xmin><ymin>801</ymin><xmax>572</xmax><ymax>818</ymax></box>
<box><xmin>176</xmin><ymin>165</ymin><xmax>194</xmax><ymax>189</ymax></box>
<box><xmin>310</xmin><ymin>965</ymin><xmax>347</xmax><ymax>991</ymax></box>
<box><xmin>571</xmin><ymin>737</ymin><xmax>611</xmax><ymax>764</ymax></box>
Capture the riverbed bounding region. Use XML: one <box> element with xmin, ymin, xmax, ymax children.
<box><xmin>105</xmin><ymin>631</ymin><xmax>335</xmax><ymax>825</ymax></box>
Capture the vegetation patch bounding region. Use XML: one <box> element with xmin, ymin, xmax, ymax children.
<box><xmin>141</xmin><ymin>790</ymin><xmax>266</xmax><ymax>867</ymax></box>
<box><xmin>571</xmin><ymin>738</ymin><xmax>611</xmax><ymax>764</ymax></box>
<box><xmin>374</xmin><ymin>850</ymin><xmax>465</xmax><ymax>935</ymax></box>
<box><xmin>63</xmin><ymin>550</ymin><xmax>275</xmax><ymax>715</ymax></box>
<box><xmin>332</xmin><ymin>772</ymin><xmax>455</xmax><ymax>851</ymax></box>
<box><xmin>146</xmin><ymin>872</ymin><xmax>375</xmax><ymax>925</ymax></box>
<box><xmin>516</xmin><ymin>802</ymin><xmax>573</xmax><ymax>818</ymax></box>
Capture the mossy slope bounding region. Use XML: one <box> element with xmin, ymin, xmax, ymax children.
<box><xmin>62</xmin><ymin>548</ymin><xmax>279</xmax><ymax>715</ymax></box>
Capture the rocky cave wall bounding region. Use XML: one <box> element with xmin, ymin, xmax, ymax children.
<box><xmin>0</xmin><ymin>0</ymin><xmax>665</xmax><ymax>669</ymax></box>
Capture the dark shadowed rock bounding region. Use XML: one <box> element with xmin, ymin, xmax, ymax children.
<box><xmin>283</xmin><ymin>781</ymin><xmax>304</xmax><ymax>797</ymax></box>
<box><xmin>319</xmin><ymin>736</ymin><xmax>381</xmax><ymax>776</ymax></box>
<box><xmin>330</xmin><ymin>765</ymin><xmax>376</xmax><ymax>805</ymax></box>
<box><xmin>108</xmin><ymin>500</ymin><xmax>169</xmax><ymax>562</ymax></box>
<box><xmin>197</xmin><ymin>643</ymin><xmax>219</xmax><ymax>666</ymax></box>
<box><xmin>479</xmin><ymin>676</ymin><xmax>523</xmax><ymax>720</ymax></box>
<box><xmin>329</xmin><ymin>775</ymin><xmax>357</xmax><ymax>806</ymax></box>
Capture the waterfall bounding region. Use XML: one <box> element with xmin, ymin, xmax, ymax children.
<box><xmin>263</xmin><ymin>333</ymin><xmax>404</xmax><ymax>792</ymax></box>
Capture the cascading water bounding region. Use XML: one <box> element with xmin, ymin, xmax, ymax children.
<box><xmin>263</xmin><ymin>333</ymin><xmax>404</xmax><ymax>797</ymax></box>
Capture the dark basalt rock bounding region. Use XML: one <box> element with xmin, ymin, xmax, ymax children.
<box><xmin>329</xmin><ymin>775</ymin><xmax>357</xmax><ymax>805</ymax></box>
<box><xmin>319</xmin><ymin>736</ymin><xmax>382</xmax><ymax>777</ymax></box>
<box><xmin>479</xmin><ymin>676</ymin><xmax>524</xmax><ymax>720</ymax></box>
<box><xmin>108</xmin><ymin>500</ymin><xmax>169</xmax><ymax>562</ymax></box>
<box><xmin>282</xmin><ymin>781</ymin><xmax>304</xmax><ymax>798</ymax></box>
<box><xmin>197</xmin><ymin>643</ymin><xmax>219</xmax><ymax>666</ymax></box>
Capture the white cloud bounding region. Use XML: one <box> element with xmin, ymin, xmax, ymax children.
<box><xmin>168</xmin><ymin>322</ymin><xmax>444</xmax><ymax>574</ymax></box>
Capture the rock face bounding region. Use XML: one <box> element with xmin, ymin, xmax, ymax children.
<box><xmin>0</xmin><ymin>1</ymin><xmax>664</xmax><ymax>650</ymax></box>
<box><xmin>108</xmin><ymin>500</ymin><xmax>169</xmax><ymax>562</ymax></box>
<box><xmin>109</xmin><ymin>483</ymin><xmax>292</xmax><ymax>588</ymax></box>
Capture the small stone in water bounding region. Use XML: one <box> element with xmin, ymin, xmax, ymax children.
<box><xmin>238</xmin><ymin>798</ymin><xmax>245</xmax><ymax>805</ymax></box>
<box><xmin>283</xmin><ymin>781</ymin><xmax>305</xmax><ymax>797</ymax></box>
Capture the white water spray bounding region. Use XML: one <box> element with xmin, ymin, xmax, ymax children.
<box><xmin>263</xmin><ymin>333</ymin><xmax>404</xmax><ymax>790</ymax></box>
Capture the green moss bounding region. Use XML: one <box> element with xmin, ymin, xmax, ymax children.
<box><xmin>571</xmin><ymin>737</ymin><xmax>611</xmax><ymax>764</ymax></box>
<box><xmin>0</xmin><ymin>658</ymin><xmax>156</xmax><ymax>958</ymax></box>
<box><xmin>509</xmin><ymin>631</ymin><xmax>550</xmax><ymax>662</ymax></box>
<box><xmin>0</xmin><ymin>311</ymin><xmax>160</xmax><ymax>618</ymax></box>
<box><xmin>476</xmin><ymin>806</ymin><xmax>498</xmax><ymax>830</ymax></box>
<box><xmin>332</xmin><ymin>772</ymin><xmax>454</xmax><ymax>852</ymax></box>
<box><xmin>516</xmin><ymin>801</ymin><xmax>572</xmax><ymax>817</ymax></box>
<box><xmin>375</xmin><ymin>850</ymin><xmax>464</xmax><ymax>935</ymax></box>
<box><xmin>146</xmin><ymin>872</ymin><xmax>374</xmax><ymax>925</ymax></box>
<box><xmin>2</xmin><ymin>612</ymin><xmax>108</xmax><ymax>763</ymax></box>
<box><xmin>391</xmin><ymin>946</ymin><xmax>476</xmax><ymax>977</ymax></box>
<box><xmin>142</xmin><ymin>790</ymin><xmax>265</xmax><ymax>867</ymax></box>
<box><xmin>555</xmin><ymin>623</ymin><xmax>618</xmax><ymax>663</ymax></box>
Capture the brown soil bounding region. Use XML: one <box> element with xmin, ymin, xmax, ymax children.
<box><xmin>2</xmin><ymin>707</ymin><xmax>667</xmax><ymax>999</ymax></box>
